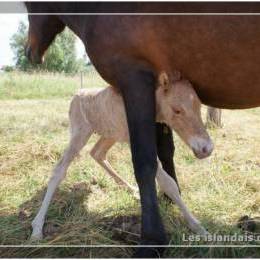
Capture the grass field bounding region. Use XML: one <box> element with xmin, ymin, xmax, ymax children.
<box><xmin>0</xmin><ymin>70</ymin><xmax>259</xmax><ymax>257</ymax></box>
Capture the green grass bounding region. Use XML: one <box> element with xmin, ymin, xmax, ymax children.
<box><xmin>0</xmin><ymin>71</ymin><xmax>259</xmax><ymax>257</ymax></box>
<box><xmin>0</xmin><ymin>68</ymin><xmax>106</xmax><ymax>100</ymax></box>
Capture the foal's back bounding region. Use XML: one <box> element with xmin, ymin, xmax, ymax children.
<box><xmin>70</xmin><ymin>86</ymin><xmax>129</xmax><ymax>142</ymax></box>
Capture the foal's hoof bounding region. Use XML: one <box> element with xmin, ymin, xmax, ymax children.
<box><xmin>189</xmin><ymin>220</ymin><xmax>209</xmax><ymax>236</ymax></box>
<box><xmin>133</xmin><ymin>247</ymin><xmax>164</xmax><ymax>258</ymax></box>
<box><xmin>195</xmin><ymin>226</ymin><xmax>210</xmax><ymax>236</ymax></box>
<box><xmin>30</xmin><ymin>232</ymin><xmax>43</xmax><ymax>241</ymax></box>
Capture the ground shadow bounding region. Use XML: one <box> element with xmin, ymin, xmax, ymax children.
<box><xmin>0</xmin><ymin>182</ymin><xmax>134</xmax><ymax>257</ymax></box>
<box><xmin>0</xmin><ymin>187</ymin><xmax>259</xmax><ymax>258</ymax></box>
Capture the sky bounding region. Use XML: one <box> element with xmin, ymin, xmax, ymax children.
<box><xmin>0</xmin><ymin>14</ymin><xmax>86</xmax><ymax>68</ymax></box>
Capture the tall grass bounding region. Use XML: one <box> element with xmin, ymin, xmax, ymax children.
<box><xmin>0</xmin><ymin>67</ymin><xmax>106</xmax><ymax>100</ymax></box>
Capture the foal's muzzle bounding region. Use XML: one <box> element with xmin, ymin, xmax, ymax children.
<box><xmin>190</xmin><ymin>137</ymin><xmax>214</xmax><ymax>159</ymax></box>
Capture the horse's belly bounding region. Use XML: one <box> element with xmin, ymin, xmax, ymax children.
<box><xmin>166</xmin><ymin>16</ymin><xmax>260</xmax><ymax>109</ymax></box>
<box><xmin>87</xmin><ymin>15</ymin><xmax>260</xmax><ymax>109</ymax></box>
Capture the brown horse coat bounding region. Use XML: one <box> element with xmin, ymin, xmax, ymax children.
<box><xmin>24</xmin><ymin>2</ymin><xmax>260</xmax><ymax>257</ymax></box>
<box><xmin>25</xmin><ymin>3</ymin><xmax>260</xmax><ymax>109</ymax></box>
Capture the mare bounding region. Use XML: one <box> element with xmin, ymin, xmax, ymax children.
<box><xmin>24</xmin><ymin>2</ymin><xmax>260</xmax><ymax>257</ymax></box>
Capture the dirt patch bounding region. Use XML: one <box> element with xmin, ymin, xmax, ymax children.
<box><xmin>43</xmin><ymin>222</ymin><xmax>60</xmax><ymax>237</ymax></box>
<box><xmin>18</xmin><ymin>209</ymin><xmax>29</xmax><ymax>222</ymax></box>
<box><xmin>100</xmin><ymin>214</ymin><xmax>141</xmax><ymax>244</ymax></box>
<box><xmin>237</xmin><ymin>215</ymin><xmax>260</xmax><ymax>233</ymax></box>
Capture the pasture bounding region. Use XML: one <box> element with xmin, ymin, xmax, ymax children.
<box><xmin>0</xmin><ymin>69</ymin><xmax>259</xmax><ymax>257</ymax></box>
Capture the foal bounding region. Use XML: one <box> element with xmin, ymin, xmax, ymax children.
<box><xmin>31</xmin><ymin>71</ymin><xmax>213</xmax><ymax>240</ymax></box>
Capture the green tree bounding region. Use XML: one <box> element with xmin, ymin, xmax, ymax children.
<box><xmin>10</xmin><ymin>21</ymin><xmax>84</xmax><ymax>73</ymax></box>
<box><xmin>10</xmin><ymin>21</ymin><xmax>33</xmax><ymax>71</ymax></box>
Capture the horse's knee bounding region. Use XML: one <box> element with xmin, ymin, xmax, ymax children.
<box><xmin>90</xmin><ymin>148</ymin><xmax>97</xmax><ymax>161</ymax></box>
<box><xmin>135</xmin><ymin>161</ymin><xmax>158</xmax><ymax>186</ymax></box>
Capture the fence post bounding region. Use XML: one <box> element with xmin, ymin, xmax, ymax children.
<box><xmin>80</xmin><ymin>71</ymin><xmax>83</xmax><ymax>89</ymax></box>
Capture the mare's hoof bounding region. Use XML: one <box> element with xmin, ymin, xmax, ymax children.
<box><xmin>132</xmin><ymin>238</ymin><xmax>168</xmax><ymax>258</ymax></box>
<box><xmin>237</xmin><ymin>215</ymin><xmax>258</xmax><ymax>232</ymax></box>
<box><xmin>133</xmin><ymin>247</ymin><xmax>164</xmax><ymax>258</ymax></box>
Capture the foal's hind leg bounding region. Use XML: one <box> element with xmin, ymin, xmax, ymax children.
<box><xmin>31</xmin><ymin>126</ymin><xmax>93</xmax><ymax>240</ymax></box>
<box><xmin>156</xmin><ymin>159</ymin><xmax>208</xmax><ymax>235</ymax></box>
<box><xmin>90</xmin><ymin>137</ymin><xmax>139</xmax><ymax>198</ymax></box>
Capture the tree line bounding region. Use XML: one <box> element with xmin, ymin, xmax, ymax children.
<box><xmin>5</xmin><ymin>21</ymin><xmax>88</xmax><ymax>74</ymax></box>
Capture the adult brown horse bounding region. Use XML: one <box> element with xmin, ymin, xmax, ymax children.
<box><xmin>25</xmin><ymin>2</ymin><xmax>260</xmax><ymax>257</ymax></box>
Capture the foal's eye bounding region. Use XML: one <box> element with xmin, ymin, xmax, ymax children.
<box><xmin>172</xmin><ymin>107</ymin><xmax>181</xmax><ymax>115</ymax></box>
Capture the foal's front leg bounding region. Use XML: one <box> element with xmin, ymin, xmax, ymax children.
<box><xmin>156</xmin><ymin>160</ymin><xmax>208</xmax><ymax>235</ymax></box>
<box><xmin>119</xmin><ymin>67</ymin><xmax>167</xmax><ymax>257</ymax></box>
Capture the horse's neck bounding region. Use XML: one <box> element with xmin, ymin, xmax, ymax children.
<box><xmin>59</xmin><ymin>15</ymin><xmax>91</xmax><ymax>42</ymax></box>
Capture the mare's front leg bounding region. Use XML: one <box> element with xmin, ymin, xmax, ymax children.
<box><xmin>119</xmin><ymin>67</ymin><xmax>167</xmax><ymax>257</ymax></box>
<box><xmin>156</xmin><ymin>123</ymin><xmax>180</xmax><ymax>193</ymax></box>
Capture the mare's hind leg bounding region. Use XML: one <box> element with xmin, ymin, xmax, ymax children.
<box><xmin>156</xmin><ymin>159</ymin><xmax>208</xmax><ymax>235</ymax></box>
<box><xmin>90</xmin><ymin>137</ymin><xmax>138</xmax><ymax>198</ymax></box>
<box><xmin>31</xmin><ymin>126</ymin><xmax>93</xmax><ymax>240</ymax></box>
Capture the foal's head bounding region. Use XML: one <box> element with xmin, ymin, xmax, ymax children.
<box><xmin>25</xmin><ymin>3</ymin><xmax>65</xmax><ymax>64</ymax></box>
<box><xmin>156</xmin><ymin>71</ymin><xmax>213</xmax><ymax>159</ymax></box>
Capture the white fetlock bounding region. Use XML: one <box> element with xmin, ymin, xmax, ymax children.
<box><xmin>31</xmin><ymin>220</ymin><xmax>44</xmax><ymax>241</ymax></box>
<box><xmin>30</xmin><ymin>230</ymin><xmax>43</xmax><ymax>241</ymax></box>
<box><xmin>189</xmin><ymin>221</ymin><xmax>209</xmax><ymax>236</ymax></box>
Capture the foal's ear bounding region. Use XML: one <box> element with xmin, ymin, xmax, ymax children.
<box><xmin>158</xmin><ymin>71</ymin><xmax>170</xmax><ymax>91</ymax></box>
